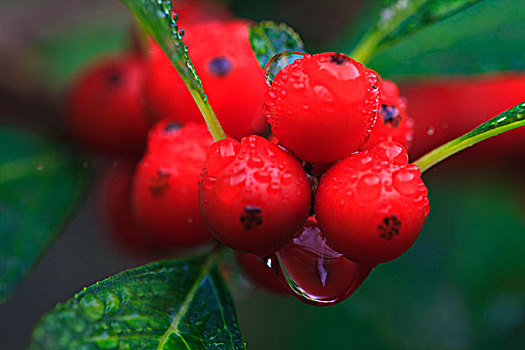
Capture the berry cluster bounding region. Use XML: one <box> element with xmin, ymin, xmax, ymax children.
<box><xmin>66</xmin><ymin>1</ymin><xmax>429</xmax><ymax>305</ymax></box>
<box><xmin>200</xmin><ymin>52</ymin><xmax>428</xmax><ymax>304</ymax></box>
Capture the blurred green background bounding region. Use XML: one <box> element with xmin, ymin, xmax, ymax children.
<box><xmin>0</xmin><ymin>0</ymin><xmax>524</xmax><ymax>349</ymax></box>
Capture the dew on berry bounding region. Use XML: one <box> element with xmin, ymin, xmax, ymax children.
<box><xmin>280</xmin><ymin>172</ymin><xmax>294</xmax><ymax>185</ymax></box>
<box><xmin>253</xmin><ymin>170</ymin><xmax>271</xmax><ymax>183</ymax></box>
<box><xmin>275</xmin><ymin>219</ymin><xmax>372</xmax><ymax>305</ymax></box>
<box><xmin>264</xmin><ymin>51</ymin><xmax>307</xmax><ymax>86</ymax></box>
<box><xmin>267</xmin><ymin>183</ymin><xmax>282</xmax><ymax>195</ymax></box>
<box><xmin>426</xmin><ymin>127</ymin><xmax>435</xmax><ymax>136</ymax></box>
<box><xmin>356</xmin><ymin>174</ymin><xmax>382</xmax><ymax>201</ymax></box>
<box><xmin>393</xmin><ymin>169</ymin><xmax>419</xmax><ymax>195</ymax></box>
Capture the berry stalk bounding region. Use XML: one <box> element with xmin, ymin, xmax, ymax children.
<box><xmin>350</xmin><ymin>0</ymin><xmax>428</xmax><ymax>64</ymax></box>
<box><xmin>413</xmin><ymin>101</ymin><xmax>525</xmax><ymax>173</ymax></box>
<box><xmin>122</xmin><ymin>0</ymin><xmax>226</xmax><ymax>141</ymax></box>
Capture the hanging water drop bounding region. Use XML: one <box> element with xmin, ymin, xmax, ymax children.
<box><xmin>275</xmin><ymin>219</ymin><xmax>372</xmax><ymax>305</ymax></box>
<box><xmin>264</xmin><ymin>51</ymin><xmax>307</xmax><ymax>86</ymax></box>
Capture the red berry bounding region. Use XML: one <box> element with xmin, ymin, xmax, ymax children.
<box><xmin>276</xmin><ymin>218</ymin><xmax>372</xmax><ymax>305</ymax></box>
<box><xmin>98</xmin><ymin>162</ymin><xmax>157</xmax><ymax>253</ymax></box>
<box><xmin>199</xmin><ymin>135</ymin><xmax>310</xmax><ymax>256</ymax></box>
<box><xmin>315</xmin><ymin>141</ymin><xmax>430</xmax><ymax>265</ymax></box>
<box><xmin>132</xmin><ymin>122</ymin><xmax>214</xmax><ymax>250</ymax></box>
<box><xmin>361</xmin><ymin>80</ymin><xmax>414</xmax><ymax>150</ymax></box>
<box><xmin>171</xmin><ymin>0</ymin><xmax>232</xmax><ymax>27</ymax></box>
<box><xmin>67</xmin><ymin>55</ymin><xmax>150</xmax><ymax>157</ymax></box>
<box><xmin>401</xmin><ymin>75</ymin><xmax>525</xmax><ymax>161</ymax></box>
<box><xmin>146</xmin><ymin>20</ymin><xmax>269</xmax><ymax>139</ymax></box>
<box><xmin>235</xmin><ymin>252</ymin><xmax>288</xmax><ymax>294</ymax></box>
<box><xmin>264</xmin><ymin>52</ymin><xmax>380</xmax><ymax>163</ymax></box>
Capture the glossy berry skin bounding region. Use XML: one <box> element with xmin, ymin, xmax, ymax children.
<box><xmin>132</xmin><ymin>122</ymin><xmax>214</xmax><ymax>250</ymax></box>
<box><xmin>264</xmin><ymin>52</ymin><xmax>380</xmax><ymax>163</ymax></box>
<box><xmin>315</xmin><ymin>141</ymin><xmax>430</xmax><ymax>265</ymax></box>
<box><xmin>276</xmin><ymin>218</ymin><xmax>372</xmax><ymax>305</ymax></box>
<box><xmin>146</xmin><ymin>20</ymin><xmax>269</xmax><ymax>140</ymax></box>
<box><xmin>99</xmin><ymin>162</ymin><xmax>157</xmax><ymax>254</ymax></box>
<box><xmin>199</xmin><ymin>135</ymin><xmax>311</xmax><ymax>256</ymax></box>
<box><xmin>67</xmin><ymin>55</ymin><xmax>150</xmax><ymax>157</ymax></box>
<box><xmin>361</xmin><ymin>80</ymin><xmax>414</xmax><ymax>151</ymax></box>
<box><xmin>235</xmin><ymin>252</ymin><xmax>288</xmax><ymax>294</ymax></box>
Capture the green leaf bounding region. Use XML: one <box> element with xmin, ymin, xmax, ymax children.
<box><xmin>249</xmin><ymin>21</ymin><xmax>305</xmax><ymax>70</ymax></box>
<box><xmin>30</xmin><ymin>252</ymin><xmax>246</xmax><ymax>349</ymax></box>
<box><xmin>120</xmin><ymin>0</ymin><xmax>225</xmax><ymax>141</ymax></box>
<box><xmin>414</xmin><ymin>101</ymin><xmax>525</xmax><ymax>172</ymax></box>
<box><xmin>367</xmin><ymin>0</ymin><xmax>525</xmax><ymax>78</ymax></box>
<box><xmin>350</xmin><ymin>0</ymin><xmax>485</xmax><ymax>63</ymax></box>
<box><xmin>0</xmin><ymin>127</ymin><xmax>89</xmax><ymax>303</ymax></box>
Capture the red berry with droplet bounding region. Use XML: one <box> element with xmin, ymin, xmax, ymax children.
<box><xmin>146</xmin><ymin>20</ymin><xmax>269</xmax><ymax>139</ymax></box>
<box><xmin>235</xmin><ymin>252</ymin><xmax>288</xmax><ymax>294</ymax></box>
<box><xmin>361</xmin><ymin>80</ymin><xmax>414</xmax><ymax>150</ymax></box>
<box><xmin>199</xmin><ymin>135</ymin><xmax>310</xmax><ymax>256</ymax></box>
<box><xmin>264</xmin><ymin>52</ymin><xmax>380</xmax><ymax>163</ymax></box>
<box><xmin>315</xmin><ymin>141</ymin><xmax>430</xmax><ymax>265</ymax></box>
<box><xmin>67</xmin><ymin>55</ymin><xmax>150</xmax><ymax>157</ymax></box>
<box><xmin>132</xmin><ymin>122</ymin><xmax>214</xmax><ymax>250</ymax></box>
<box><xmin>276</xmin><ymin>217</ymin><xmax>372</xmax><ymax>305</ymax></box>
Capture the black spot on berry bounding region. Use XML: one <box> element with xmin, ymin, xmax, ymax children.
<box><xmin>164</xmin><ymin>123</ymin><xmax>180</xmax><ymax>133</ymax></box>
<box><xmin>378</xmin><ymin>215</ymin><xmax>401</xmax><ymax>241</ymax></box>
<box><xmin>380</xmin><ymin>104</ymin><xmax>402</xmax><ymax>128</ymax></box>
<box><xmin>329</xmin><ymin>53</ymin><xmax>349</xmax><ymax>65</ymax></box>
<box><xmin>148</xmin><ymin>169</ymin><xmax>170</xmax><ymax>197</ymax></box>
<box><xmin>240</xmin><ymin>206</ymin><xmax>263</xmax><ymax>230</ymax></box>
<box><xmin>208</xmin><ymin>56</ymin><xmax>232</xmax><ymax>77</ymax></box>
<box><xmin>107</xmin><ymin>69</ymin><xmax>123</xmax><ymax>85</ymax></box>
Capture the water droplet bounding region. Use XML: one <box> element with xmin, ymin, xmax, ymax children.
<box><xmin>92</xmin><ymin>331</ymin><xmax>119</xmax><ymax>349</ymax></box>
<box><xmin>393</xmin><ymin>170</ymin><xmax>418</xmax><ymax>196</ymax></box>
<box><xmin>254</xmin><ymin>170</ymin><xmax>271</xmax><ymax>183</ymax></box>
<box><xmin>356</xmin><ymin>174</ymin><xmax>382</xmax><ymax>201</ymax></box>
<box><xmin>267</xmin><ymin>183</ymin><xmax>282</xmax><ymax>195</ymax></box>
<box><xmin>217</xmin><ymin>171</ymin><xmax>246</xmax><ymax>203</ymax></box>
<box><xmin>280</xmin><ymin>172</ymin><xmax>294</xmax><ymax>185</ymax></box>
<box><xmin>247</xmin><ymin>156</ymin><xmax>264</xmax><ymax>168</ymax></box>
<box><xmin>36</xmin><ymin>162</ymin><xmax>44</xmax><ymax>171</ymax></box>
<box><xmin>80</xmin><ymin>295</ymin><xmax>104</xmax><ymax>321</ymax></box>
<box><xmin>187</xmin><ymin>217</ymin><xmax>194</xmax><ymax>224</ymax></box>
<box><xmin>276</xmin><ymin>219</ymin><xmax>372</xmax><ymax>305</ymax></box>
<box><xmin>264</xmin><ymin>51</ymin><xmax>306</xmax><ymax>86</ymax></box>
<box><xmin>103</xmin><ymin>292</ymin><xmax>120</xmax><ymax>315</ymax></box>
<box><xmin>426</xmin><ymin>127</ymin><xmax>435</xmax><ymax>136</ymax></box>
<box><xmin>313</xmin><ymin>85</ymin><xmax>334</xmax><ymax>102</ymax></box>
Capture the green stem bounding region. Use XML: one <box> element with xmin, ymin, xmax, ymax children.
<box><xmin>123</xmin><ymin>0</ymin><xmax>226</xmax><ymax>142</ymax></box>
<box><xmin>413</xmin><ymin>102</ymin><xmax>525</xmax><ymax>173</ymax></box>
<box><xmin>350</xmin><ymin>0</ymin><xmax>427</xmax><ymax>64</ymax></box>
